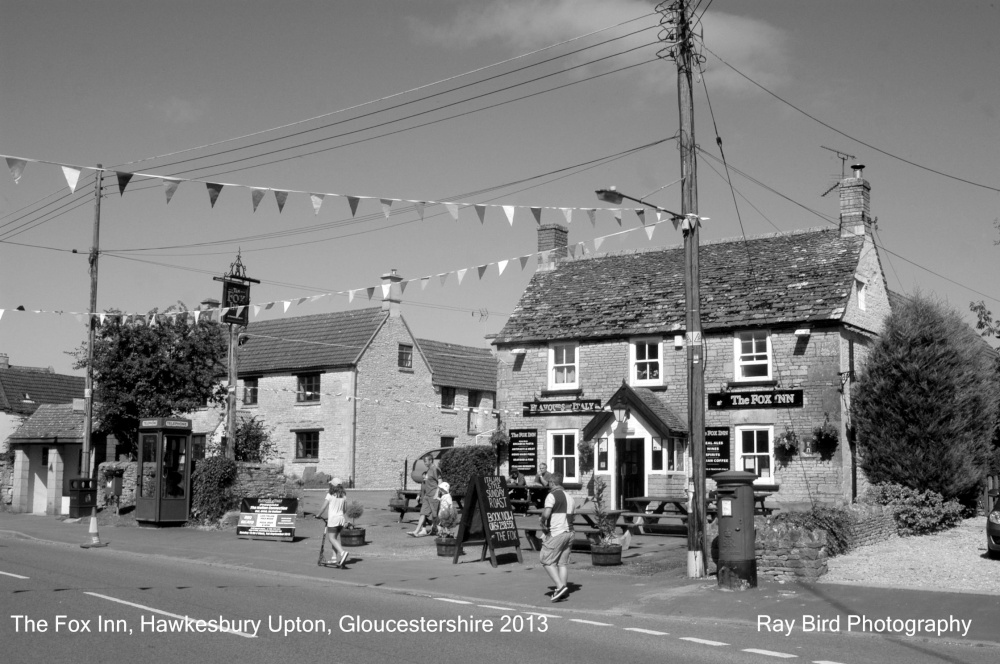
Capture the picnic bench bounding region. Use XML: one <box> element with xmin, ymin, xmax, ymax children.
<box><xmin>389</xmin><ymin>489</ymin><xmax>422</xmax><ymax>522</ymax></box>
<box><xmin>521</xmin><ymin>508</ymin><xmax>632</xmax><ymax>551</ymax></box>
<box><xmin>621</xmin><ymin>494</ymin><xmax>690</xmax><ymax>534</ymax></box>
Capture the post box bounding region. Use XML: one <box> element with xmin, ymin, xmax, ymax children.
<box><xmin>713</xmin><ymin>470</ymin><xmax>757</xmax><ymax>590</ymax></box>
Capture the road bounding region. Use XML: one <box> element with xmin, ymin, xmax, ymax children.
<box><xmin>1</xmin><ymin>537</ymin><xmax>996</xmax><ymax>664</ymax></box>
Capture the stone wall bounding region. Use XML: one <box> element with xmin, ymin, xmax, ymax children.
<box><xmin>710</xmin><ymin>517</ymin><xmax>829</xmax><ymax>582</ymax></box>
<box><xmin>0</xmin><ymin>455</ymin><xmax>13</xmax><ymax>506</ymax></box>
<box><xmin>845</xmin><ymin>503</ymin><xmax>897</xmax><ymax>549</ymax></box>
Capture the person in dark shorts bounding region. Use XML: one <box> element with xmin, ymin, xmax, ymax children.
<box><xmin>538</xmin><ymin>473</ymin><xmax>575</xmax><ymax>601</ymax></box>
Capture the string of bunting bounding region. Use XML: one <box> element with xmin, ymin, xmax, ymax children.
<box><xmin>2</xmin><ymin>153</ymin><xmax>674</xmax><ymax>228</ymax></box>
<box><xmin>0</xmin><ymin>216</ymin><xmax>686</xmax><ymax>324</ymax></box>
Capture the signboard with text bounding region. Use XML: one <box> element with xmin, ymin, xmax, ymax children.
<box><xmin>705</xmin><ymin>427</ymin><xmax>731</xmax><ymax>474</ymax></box>
<box><xmin>522</xmin><ymin>399</ymin><xmax>603</xmax><ymax>416</ymax></box>
<box><xmin>508</xmin><ymin>429</ymin><xmax>538</xmax><ymax>474</ymax></box>
<box><xmin>222</xmin><ymin>281</ymin><xmax>251</xmax><ymax>326</ymax></box>
<box><xmin>708</xmin><ymin>390</ymin><xmax>803</xmax><ymax>410</ymax></box>
<box><xmin>453</xmin><ymin>475</ymin><xmax>523</xmax><ymax>567</ymax></box>
<box><xmin>236</xmin><ymin>497</ymin><xmax>298</xmax><ymax>541</ymax></box>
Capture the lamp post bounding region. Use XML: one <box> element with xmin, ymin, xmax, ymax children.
<box><xmin>596</xmin><ymin>186</ymin><xmax>708</xmax><ymax>578</ymax></box>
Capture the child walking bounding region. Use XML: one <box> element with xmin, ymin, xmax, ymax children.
<box><xmin>315</xmin><ymin>478</ymin><xmax>350</xmax><ymax>567</ymax></box>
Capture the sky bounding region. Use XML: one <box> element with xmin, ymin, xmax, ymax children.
<box><xmin>1</xmin><ymin>0</ymin><xmax>998</xmax><ymax>376</ymax></box>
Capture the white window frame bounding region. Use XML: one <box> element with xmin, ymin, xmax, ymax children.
<box><xmin>630</xmin><ymin>337</ymin><xmax>663</xmax><ymax>386</ymax></box>
<box><xmin>735</xmin><ymin>425</ymin><xmax>774</xmax><ymax>484</ymax></box>
<box><xmin>548</xmin><ymin>429</ymin><xmax>579</xmax><ymax>483</ymax></box>
<box><xmin>734</xmin><ymin>330</ymin><xmax>772</xmax><ymax>382</ymax></box>
<box><xmin>548</xmin><ymin>342</ymin><xmax>579</xmax><ymax>390</ymax></box>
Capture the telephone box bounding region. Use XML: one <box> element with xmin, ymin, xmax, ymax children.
<box><xmin>714</xmin><ymin>470</ymin><xmax>757</xmax><ymax>590</ymax></box>
<box><xmin>136</xmin><ymin>418</ymin><xmax>192</xmax><ymax>525</ymax></box>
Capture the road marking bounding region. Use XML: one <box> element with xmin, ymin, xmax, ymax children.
<box><xmin>433</xmin><ymin>597</ymin><xmax>473</xmax><ymax>604</ymax></box>
<box><xmin>477</xmin><ymin>604</ymin><xmax>515</xmax><ymax>611</ymax></box>
<box><xmin>680</xmin><ymin>637</ymin><xmax>729</xmax><ymax>646</ymax></box>
<box><xmin>812</xmin><ymin>661</ymin><xmax>846</xmax><ymax>664</ymax></box>
<box><xmin>743</xmin><ymin>649</ymin><xmax>797</xmax><ymax>658</ymax></box>
<box><xmin>624</xmin><ymin>627</ymin><xmax>669</xmax><ymax>636</ymax></box>
<box><xmin>0</xmin><ymin>570</ymin><xmax>30</xmax><ymax>579</ymax></box>
<box><xmin>524</xmin><ymin>612</ymin><xmax>560</xmax><ymax>619</ymax></box>
<box><xmin>83</xmin><ymin>592</ymin><xmax>256</xmax><ymax>638</ymax></box>
<box><xmin>569</xmin><ymin>619</ymin><xmax>613</xmax><ymax>626</ymax></box>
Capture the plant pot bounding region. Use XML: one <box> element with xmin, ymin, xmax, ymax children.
<box><xmin>590</xmin><ymin>543</ymin><xmax>622</xmax><ymax>566</ymax></box>
<box><xmin>341</xmin><ymin>527</ymin><xmax>366</xmax><ymax>547</ymax></box>
<box><xmin>435</xmin><ymin>536</ymin><xmax>464</xmax><ymax>557</ymax></box>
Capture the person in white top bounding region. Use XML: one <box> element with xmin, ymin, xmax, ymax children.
<box><xmin>538</xmin><ymin>473</ymin><xmax>575</xmax><ymax>601</ymax></box>
<box><xmin>315</xmin><ymin>478</ymin><xmax>349</xmax><ymax>567</ymax></box>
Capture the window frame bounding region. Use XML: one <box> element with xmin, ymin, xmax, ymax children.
<box><xmin>295</xmin><ymin>430</ymin><xmax>320</xmax><ymax>461</ymax></box>
<box><xmin>735</xmin><ymin>425</ymin><xmax>774</xmax><ymax>484</ymax></box>
<box><xmin>548</xmin><ymin>342</ymin><xmax>579</xmax><ymax>390</ymax></box>
<box><xmin>547</xmin><ymin>429</ymin><xmax>579</xmax><ymax>483</ymax></box>
<box><xmin>734</xmin><ymin>330</ymin><xmax>773</xmax><ymax>382</ymax></box>
<box><xmin>630</xmin><ymin>337</ymin><xmax>663</xmax><ymax>386</ymax></box>
<box><xmin>296</xmin><ymin>373</ymin><xmax>321</xmax><ymax>403</ymax></box>
<box><xmin>398</xmin><ymin>343</ymin><xmax>413</xmax><ymax>369</ymax></box>
<box><xmin>242</xmin><ymin>377</ymin><xmax>259</xmax><ymax>406</ymax></box>
<box><xmin>440</xmin><ymin>386</ymin><xmax>456</xmax><ymax>410</ymax></box>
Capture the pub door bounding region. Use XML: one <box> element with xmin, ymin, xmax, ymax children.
<box><xmin>615</xmin><ymin>438</ymin><xmax>645</xmax><ymax>510</ymax></box>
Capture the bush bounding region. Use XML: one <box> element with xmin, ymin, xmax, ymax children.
<box><xmin>863</xmin><ymin>482</ymin><xmax>964</xmax><ymax>536</ymax></box>
<box><xmin>438</xmin><ymin>445</ymin><xmax>497</xmax><ymax>497</ymax></box>
<box><xmin>191</xmin><ymin>456</ymin><xmax>239</xmax><ymax>524</ymax></box>
<box><xmin>234</xmin><ymin>416</ymin><xmax>277</xmax><ymax>462</ymax></box>
<box><xmin>772</xmin><ymin>505</ymin><xmax>854</xmax><ymax>556</ymax></box>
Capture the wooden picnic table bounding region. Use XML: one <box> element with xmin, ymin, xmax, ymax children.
<box><xmin>521</xmin><ymin>507</ymin><xmax>632</xmax><ymax>551</ymax></box>
<box><xmin>508</xmin><ymin>485</ymin><xmax>549</xmax><ymax>511</ymax></box>
<box><xmin>390</xmin><ymin>489</ymin><xmax>422</xmax><ymax>522</ymax></box>
<box><xmin>621</xmin><ymin>495</ymin><xmax>690</xmax><ymax>534</ymax></box>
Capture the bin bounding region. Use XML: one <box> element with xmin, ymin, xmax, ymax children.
<box><xmin>68</xmin><ymin>477</ymin><xmax>97</xmax><ymax>518</ymax></box>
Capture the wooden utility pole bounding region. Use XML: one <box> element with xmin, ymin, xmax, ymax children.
<box><xmin>674</xmin><ymin>0</ymin><xmax>708</xmax><ymax>578</ymax></box>
<box><xmin>81</xmin><ymin>165</ymin><xmax>102</xmax><ymax>481</ymax></box>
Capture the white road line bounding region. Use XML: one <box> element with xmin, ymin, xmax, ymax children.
<box><xmin>743</xmin><ymin>649</ymin><xmax>797</xmax><ymax>658</ymax></box>
<box><xmin>680</xmin><ymin>637</ymin><xmax>729</xmax><ymax>646</ymax></box>
<box><xmin>569</xmin><ymin>619</ymin><xmax>613</xmax><ymax>626</ymax></box>
<box><xmin>83</xmin><ymin>592</ymin><xmax>256</xmax><ymax>638</ymax></box>
<box><xmin>524</xmin><ymin>612</ymin><xmax>560</xmax><ymax>619</ymax></box>
<box><xmin>433</xmin><ymin>598</ymin><xmax>473</xmax><ymax>604</ymax></box>
<box><xmin>0</xmin><ymin>570</ymin><xmax>30</xmax><ymax>579</ymax></box>
<box><xmin>624</xmin><ymin>627</ymin><xmax>669</xmax><ymax>636</ymax></box>
<box><xmin>812</xmin><ymin>661</ymin><xmax>846</xmax><ymax>664</ymax></box>
<box><xmin>477</xmin><ymin>605</ymin><xmax>515</xmax><ymax>611</ymax></box>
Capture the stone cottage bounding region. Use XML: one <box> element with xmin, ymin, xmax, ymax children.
<box><xmin>491</xmin><ymin>166</ymin><xmax>890</xmax><ymax>509</ymax></box>
<box><xmin>234</xmin><ymin>270</ymin><xmax>498</xmax><ymax>488</ymax></box>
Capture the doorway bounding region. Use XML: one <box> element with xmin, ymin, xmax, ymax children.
<box><xmin>615</xmin><ymin>438</ymin><xmax>645</xmax><ymax>509</ymax></box>
<box><xmin>30</xmin><ymin>447</ymin><xmax>49</xmax><ymax>514</ymax></box>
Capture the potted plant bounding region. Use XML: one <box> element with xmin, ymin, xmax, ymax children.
<box><xmin>774</xmin><ymin>427</ymin><xmax>799</xmax><ymax>466</ymax></box>
<box><xmin>811</xmin><ymin>415</ymin><xmax>839</xmax><ymax>461</ymax></box>
<box><xmin>341</xmin><ymin>500</ymin><xmax>366</xmax><ymax>546</ymax></box>
<box><xmin>388</xmin><ymin>468</ymin><xmax>408</xmax><ymax>511</ymax></box>
<box><xmin>434</xmin><ymin>506</ymin><xmax>463</xmax><ymax>557</ymax></box>
<box><xmin>589</xmin><ymin>477</ymin><xmax>622</xmax><ymax>566</ymax></box>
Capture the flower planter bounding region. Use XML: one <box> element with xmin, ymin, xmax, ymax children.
<box><xmin>590</xmin><ymin>543</ymin><xmax>622</xmax><ymax>566</ymax></box>
<box><xmin>435</xmin><ymin>536</ymin><xmax>464</xmax><ymax>557</ymax></box>
<box><xmin>341</xmin><ymin>527</ymin><xmax>366</xmax><ymax>547</ymax></box>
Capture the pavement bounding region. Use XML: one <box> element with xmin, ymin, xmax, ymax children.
<box><xmin>2</xmin><ymin>488</ymin><xmax>998</xmax><ymax>647</ymax></box>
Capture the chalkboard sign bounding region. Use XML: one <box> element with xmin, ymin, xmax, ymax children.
<box><xmin>453</xmin><ymin>475</ymin><xmax>523</xmax><ymax>567</ymax></box>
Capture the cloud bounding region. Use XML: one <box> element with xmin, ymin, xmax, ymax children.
<box><xmin>152</xmin><ymin>96</ymin><xmax>205</xmax><ymax>124</ymax></box>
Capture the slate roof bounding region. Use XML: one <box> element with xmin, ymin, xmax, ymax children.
<box><xmin>7</xmin><ymin>403</ymin><xmax>86</xmax><ymax>443</ymax></box>
<box><xmin>494</xmin><ymin>228</ymin><xmax>865</xmax><ymax>344</ymax></box>
<box><xmin>0</xmin><ymin>367</ymin><xmax>85</xmax><ymax>416</ymax></box>
<box><xmin>238</xmin><ymin>308</ymin><xmax>387</xmax><ymax>374</ymax></box>
<box><xmin>633</xmin><ymin>388</ymin><xmax>687</xmax><ymax>433</ymax></box>
<box><xmin>416</xmin><ymin>339</ymin><xmax>497</xmax><ymax>392</ymax></box>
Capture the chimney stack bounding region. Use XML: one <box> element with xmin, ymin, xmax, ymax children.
<box><xmin>839</xmin><ymin>164</ymin><xmax>872</xmax><ymax>237</ymax></box>
<box><xmin>537</xmin><ymin>224</ymin><xmax>569</xmax><ymax>271</ymax></box>
<box><xmin>381</xmin><ymin>269</ymin><xmax>404</xmax><ymax>316</ymax></box>
<box><xmin>0</xmin><ymin>353</ymin><xmax>8</xmax><ymax>370</ymax></box>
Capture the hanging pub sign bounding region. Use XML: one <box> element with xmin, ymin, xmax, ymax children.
<box><xmin>522</xmin><ymin>399</ymin><xmax>603</xmax><ymax>416</ymax></box>
<box><xmin>508</xmin><ymin>429</ymin><xmax>538</xmax><ymax>474</ymax></box>
<box><xmin>705</xmin><ymin>427</ymin><xmax>731</xmax><ymax>474</ymax></box>
<box><xmin>453</xmin><ymin>475</ymin><xmax>523</xmax><ymax>567</ymax></box>
<box><xmin>221</xmin><ymin>280</ymin><xmax>251</xmax><ymax>326</ymax></box>
<box><xmin>236</xmin><ymin>497</ymin><xmax>299</xmax><ymax>541</ymax></box>
<box><xmin>708</xmin><ymin>390</ymin><xmax>803</xmax><ymax>410</ymax></box>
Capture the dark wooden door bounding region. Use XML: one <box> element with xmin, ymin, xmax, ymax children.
<box><xmin>615</xmin><ymin>438</ymin><xmax>645</xmax><ymax>509</ymax></box>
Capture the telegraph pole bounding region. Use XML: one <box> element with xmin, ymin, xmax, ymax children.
<box><xmin>214</xmin><ymin>252</ymin><xmax>258</xmax><ymax>460</ymax></box>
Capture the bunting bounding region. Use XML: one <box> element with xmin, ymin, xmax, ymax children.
<box><xmin>206</xmin><ymin>182</ymin><xmax>224</xmax><ymax>208</ymax></box>
<box><xmin>116</xmin><ymin>172</ymin><xmax>133</xmax><ymax>196</ymax></box>
<box><xmin>274</xmin><ymin>190</ymin><xmax>288</xmax><ymax>213</ymax></box>
<box><xmin>251</xmin><ymin>188</ymin><xmax>266</xmax><ymax>212</ymax></box>
<box><xmin>61</xmin><ymin>166</ymin><xmax>81</xmax><ymax>193</ymax></box>
<box><xmin>163</xmin><ymin>178</ymin><xmax>180</xmax><ymax>204</ymax></box>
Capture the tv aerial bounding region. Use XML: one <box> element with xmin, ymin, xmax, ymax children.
<box><xmin>820</xmin><ymin>145</ymin><xmax>857</xmax><ymax>197</ymax></box>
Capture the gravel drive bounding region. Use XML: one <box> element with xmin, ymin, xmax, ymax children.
<box><xmin>819</xmin><ymin>518</ymin><xmax>999</xmax><ymax>595</ymax></box>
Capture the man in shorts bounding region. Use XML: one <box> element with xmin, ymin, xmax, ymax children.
<box><xmin>538</xmin><ymin>472</ymin><xmax>574</xmax><ymax>601</ymax></box>
<box><xmin>409</xmin><ymin>455</ymin><xmax>441</xmax><ymax>537</ymax></box>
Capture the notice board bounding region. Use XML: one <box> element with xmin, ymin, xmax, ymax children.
<box><xmin>453</xmin><ymin>475</ymin><xmax>523</xmax><ymax>567</ymax></box>
<box><xmin>705</xmin><ymin>427</ymin><xmax>732</xmax><ymax>474</ymax></box>
<box><xmin>236</xmin><ymin>497</ymin><xmax>298</xmax><ymax>541</ymax></box>
<box><xmin>508</xmin><ymin>429</ymin><xmax>538</xmax><ymax>474</ymax></box>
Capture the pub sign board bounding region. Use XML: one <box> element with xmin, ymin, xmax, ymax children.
<box><xmin>237</xmin><ymin>497</ymin><xmax>298</xmax><ymax>541</ymax></box>
<box><xmin>221</xmin><ymin>280</ymin><xmax>251</xmax><ymax>326</ymax></box>
<box><xmin>705</xmin><ymin>427</ymin><xmax>731</xmax><ymax>474</ymax></box>
<box><xmin>508</xmin><ymin>429</ymin><xmax>538</xmax><ymax>474</ymax></box>
<box><xmin>522</xmin><ymin>399</ymin><xmax>603</xmax><ymax>416</ymax></box>
<box><xmin>454</xmin><ymin>475</ymin><xmax>523</xmax><ymax>567</ymax></box>
<box><xmin>708</xmin><ymin>390</ymin><xmax>803</xmax><ymax>410</ymax></box>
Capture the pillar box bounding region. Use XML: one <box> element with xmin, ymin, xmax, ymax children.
<box><xmin>714</xmin><ymin>470</ymin><xmax>757</xmax><ymax>590</ymax></box>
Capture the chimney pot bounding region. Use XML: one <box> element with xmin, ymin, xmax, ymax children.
<box><xmin>381</xmin><ymin>269</ymin><xmax>405</xmax><ymax>315</ymax></box>
<box><xmin>536</xmin><ymin>224</ymin><xmax>569</xmax><ymax>271</ymax></box>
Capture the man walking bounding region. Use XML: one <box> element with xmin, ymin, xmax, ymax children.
<box><xmin>538</xmin><ymin>472</ymin><xmax>574</xmax><ymax>601</ymax></box>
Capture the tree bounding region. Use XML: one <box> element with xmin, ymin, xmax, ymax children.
<box><xmin>70</xmin><ymin>304</ymin><xmax>227</xmax><ymax>456</ymax></box>
<box><xmin>852</xmin><ymin>293</ymin><xmax>998</xmax><ymax>501</ymax></box>
<box><xmin>234</xmin><ymin>415</ymin><xmax>276</xmax><ymax>462</ymax></box>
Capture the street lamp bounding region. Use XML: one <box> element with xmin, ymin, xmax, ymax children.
<box><xmin>595</xmin><ymin>187</ymin><xmax>682</xmax><ymax>219</ymax></box>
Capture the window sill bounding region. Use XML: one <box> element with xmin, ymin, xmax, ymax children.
<box><xmin>540</xmin><ymin>388</ymin><xmax>583</xmax><ymax>397</ymax></box>
<box><xmin>293</xmin><ymin>458</ymin><xmax>319</xmax><ymax>463</ymax></box>
<box><xmin>440</xmin><ymin>407</ymin><xmax>457</xmax><ymax>414</ymax></box>
<box><xmin>726</xmin><ymin>380</ymin><xmax>777</xmax><ymax>388</ymax></box>
<box><xmin>633</xmin><ymin>383</ymin><xmax>666</xmax><ymax>391</ymax></box>
<box><xmin>398</xmin><ymin>368</ymin><xmax>414</xmax><ymax>374</ymax></box>
<box><xmin>295</xmin><ymin>401</ymin><xmax>322</xmax><ymax>407</ymax></box>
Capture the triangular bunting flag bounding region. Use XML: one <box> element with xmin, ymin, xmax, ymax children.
<box><xmin>163</xmin><ymin>178</ymin><xmax>180</xmax><ymax>204</ymax></box>
<box><xmin>475</xmin><ymin>205</ymin><xmax>486</xmax><ymax>224</ymax></box>
<box><xmin>540</xmin><ymin>249</ymin><xmax>552</xmax><ymax>263</ymax></box>
<box><xmin>5</xmin><ymin>157</ymin><xmax>27</xmax><ymax>183</ymax></box>
<box><xmin>497</xmin><ymin>259</ymin><xmax>508</xmax><ymax>276</ymax></box>
<box><xmin>206</xmin><ymin>182</ymin><xmax>223</xmax><ymax>208</ymax></box>
<box><xmin>439</xmin><ymin>273</ymin><xmax>449</xmax><ymax>287</ymax></box>
<box><xmin>614</xmin><ymin>209</ymin><xmax>622</xmax><ymax>226</ymax></box>
<box><xmin>264</xmin><ymin>302</ymin><xmax>275</xmax><ymax>310</ymax></box>
<box><xmin>530</xmin><ymin>207</ymin><xmax>542</xmax><ymax>225</ymax></box>
<box><xmin>61</xmin><ymin>166</ymin><xmax>82</xmax><ymax>193</ymax></box>
<box><xmin>0</xmin><ymin>310</ymin><xmax>4</xmax><ymax>321</ymax></box>
<box><xmin>456</xmin><ymin>268</ymin><xmax>467</xmax><ymax>285</ymax></box>
<box><xmin>445</xmin><ymin>203</ymin><xmax>459</xmax><ymax>221</ymax></box>
<box><xmin>295</xmin><ymin>298</ymin><xmax>307</xmax><ymax>307</ymax></box>
<box><xmin>594</xmin><ymin>237</ymin><xmax>605</xmax><ymax>252</ymax></box>
<box><xmin>282</xmin><ymin>301</ymin><xmax>292</xmax><ymax>313</ymax></box>
<box><xmin>561</xmin><ymin>208</ymin><xmax>572</xmax><ymax>224</ymax></box>
<box><xmin>381</xmin><ymin>283</ymin><xmax>391</xmax><ymax>298</ymax></box>
<box><xmin>636</xmin><ymin>209</ymin><xmax>646</xmax><ymax>225</ymax></box>
<box><xmin>251</xmin><ymin>188</ymin><xmax>266</xmax><ymax>212</ymax></box>
<box><xmin>502</xmin><ymin>205</ymin><xmax>515</xmax><ymax>226</ymax></box>
<box><xmin>310</xmin><ymin>193</ymin><xmax>325</xmax><ymax>215</ymax></box>
<box><xmin>348</xmin><ymin>290</ymin><xmax>356</xmax><ymax>303</ymax></box>
<box><xmin>414</xmin><ymin>202</ymin><xmax>426</xmax><ymax>220</ymax></box>
<box><xmin>98</xmin><ymin>313</ymin><xmax>106</xmax><ymax>325</ymax></box>
<box><xmin>237</xmin><ymin>306</ymin><xmax>248</xmax><ymax>317</ymax></box>
<box><xmin>253</xmin><ymin>304</ymin><xmax>261</xmax><ymax>317</ymax></box>
<box><xmin>380</xmin><ymin>199</ymin><xmax>393</xmax><ymax>219</ymax></box>
<box><xmin>420</xmin><ymin>277</ymin><xmax>430</xmax><ymax>290</ymax></box>
<box><xmin>274</xmin><ymin>190</ymin><xmax>288</xmax><ymax>213</ymax></box>
<box><xmin>645</xmin><ymin>225</ymin><xmax>656</xmax><ymax>240</ymax></box>
<box><xmin>672</xmin><ymin>217</ymin><xmax>681</xmax><ymax>231</ymax></box>
<box><xmin>518</xmin><ymin>255</ymin><xmax>530</xmax><ymax>270</ymax></box>
<box><xmin>193</xmin><ymin>310</ymin><xmax>201</xmax><ymax>324</ymax></box>
<box><xmin>477</xmin><ymin>264</ymin><xmax>488</xmax><ymax>280</ymax></box>
<box><xmin>399</xmin><ymin>281</ymin><xmax>408</xmax><ymax>294</ymax></box>
<box><xmin>366</xmin><ymin>287</ymin><xmax>376</xmax><ymax>301</ymax></box>
<box><xmin>116</xmin><ymin>172</ymin><xmax>134</xmax><ymax>196</ymax></box>
<box><xmin>586</xmin><ymin>209</ymin><xmax>597</xmax><ymax>226</ymax></box>
<box><xmin>347</xmin><ymin>196</ymin><xmax>360</xmax><ymax>217</ymax></box>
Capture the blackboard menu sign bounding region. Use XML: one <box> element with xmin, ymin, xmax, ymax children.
<box><xmin>237</xmin><ymin>497</ymin><xmax>298</xmax><ymax>540</ymax></box>
<box><xmin>453</xmin><ymin>476</ymin><xmax>523</xmax><ymax>567</ymax></box>
<box><xmin>508</xmin><ymin>429</ymin><xmax>538</xmax><ymax>474</ymax></box>
<box><xmin>705</xmin><ymin>427</ymin><xmax>731</xmax><ymax>474</ymax></box>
